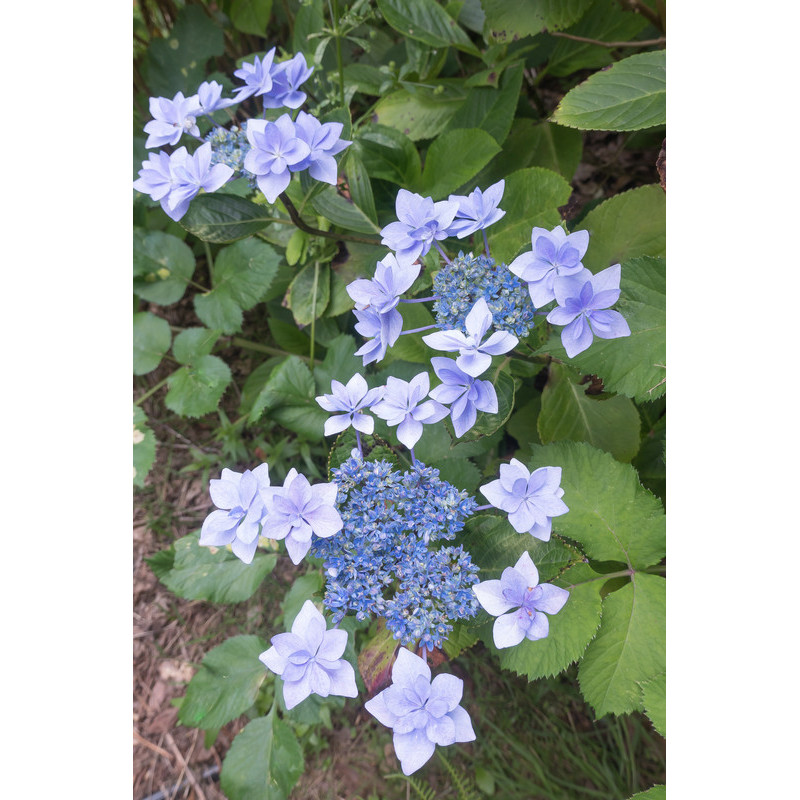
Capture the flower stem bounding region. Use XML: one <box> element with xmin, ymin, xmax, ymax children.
<box><xmin>134</xmin><ymin>374</ymin><xmax>172</xmax><ymax>406</ymax></box>
<box><xmin>309</xmin><ymin>261</ymin><xmax>319</xmax><ymax>366</ymax></box>
<box><xmin>399</xmin><ymin>324</ymin><xmax>437</xmax><ymax>336</ymax></box>
<box><xmin>356</xmin><ymin>428</ymin><xmax>362</xmax><ymax>455</ymax></box>
<box><xmin>399</xmin><ymin>296</ymin><xmax>437</xmax><ymax>304</ymax></box>
<box><xmin>279</xmin><ymin>192</ymin><xmax>382</xmax><ymax>245</ymax></box>
<box><xmin>434</xmin><ymin>241</ymin><xmax>452</xmax><ymax>265</ymax></box>
<box><xmin>203</xmin><ymin>242</ymin><xmax>215</xmax><ymax>287</ymax></box>
<box><xmin>474</xmin><ymin>504</ymin><xmax>493</xmax><ymax>512</ymax></box>
<box><xmin>331</xmin><ymin>0</ymin><xmax>346</xmax><ymax>108</ymax></box>
<box><xmin>482</xmin><ymin>229</ymin><xmax>490</xmax><ymax>258</ymax></box>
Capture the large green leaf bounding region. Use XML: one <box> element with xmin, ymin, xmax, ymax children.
<box><xmin>552</xmin><ymin>50</ymin><xmax>666</xmax><ymax>131</ymax></box>
<box><xmin>230</xmin><ymin>0</ymin><xmax>272</xmax><ymax>36</ymax></box>
<box><xmin>641</xmin><ymin>671</ymin><xmax>666</xmax><ymax>737</ymax></box>
<box><xmin>539</xmin><ymin>256</ymin><xmax>666</xmax><ymax>402</ymax></box>
<box><xmin>495</xmin><ymin>562</ymin><xmax>605</xmax><ymax>679</ymax></box>
<box><xmin>148</xmin><ymin>534</ymin><xmax>277</xmax><ymax>603</ymax></box>
<box><xmin>133</xmin><ymin>312</ymin><xmax>171</xmax><ymax>375</ymax></box>
<box><xmin>446</xmin><ymin>62</ymin><xmax>524</xmax><ymax>146</ymax></box>
<box><xmin>181</xmin><ymin>194</ymin><xmax>279</xmax><ymax>243</ymax></box>
<box><xmin>374</xmin><ymin>88</ymin><xmax>466</xmax><ymax>141</ymax></box>
<box><xmin>628</xmin><ymin>788</ymin><xmax>666</xmax><ymax>800</ymax></box>
<box><xmin>344</xmin><ymin>150</ymin><xmax>378</xmax><ymax>226</ymax></box>
<box><xmin>313</xmin><ymin>334</ymin><xmax>363</xmax><ymax>394</ymax></box>
<box><xmin>528</xmin><ymin>441</ymin><xmax>665</xmax><ymax>569</ymax></box>
<box><xmin>538</xmin><ymin>362</ymin><xmax>641</xmax><ymax>461</ymax></box>
<box><xmin>483</xmin><ymin>0</ymin><xmax>593</xmax><ymax>42</ymax></box>
<box><xmin>581</xmin><ymin>186</ymin><xmax>666</xmax><ymax>271</ymax></box>
<box><xmin>310</xmin><ymin>185</ymin><xmax>381</xmax><ymax>234</ymax></box>
<box><xmin>487</xmin><ymin>167</ymin><xmax>572</xmax><ymax>264</ymax></box>
<box><xmin>133</xmin><ymin>406</ymin><xmax>157</xmax><ymax>488</ymax></box>
<box><xmin>354</xmin><ymin>125</ymin><xmax>422</xmax><ymax>186</ymax></box>
<box><xmin>179</xmin><ymin>635</ymin><xmax>269</xmax><ymax>730</ymax></box>
<box><xmin>172</xmin><ymin>327</ymin><xmax>222</xmax><ymax>365</ymax></box>
<box><xmin>194</xmin><ymin>239</ymin><xmax>280</xmax><ymax>333</ymax></box>
<box><xmin>377</xmin><ymin>0</ymin><xmax>480</xmax><ymax>55</ymax></box>
<box><xmin>578</xmin><ymin>573</ymin><xmax>665</xmax><ymax>717</ymax></box>
<box><xmin>133</xmin><ymin>229</ymin><xmax>195</xmax><ymax>305</ymax></box>
<box><xmin>220</xmin><ymin>710</ymin><xmax>304</xmax><ymax>800</ymax></box>
<box><xmin>420</xmin><ymin>129</ymin><xmax>501</xmax><ymax>200</ymax></box>
<box><xmin>165</xmin><ymin>355</ymin><xmax>232</xmax><ymax>418</ymax></box>
<box><xmin>287</xmin><ymin>262</ymin><xmax>331</xmax><ymax>326</ymax></box>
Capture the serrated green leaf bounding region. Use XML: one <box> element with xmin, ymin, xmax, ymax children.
<box><xmin>377</xmin><ymin>0</ymin><xmax>480</xmax><ymax>55</ymax></box>
<box><xmin>374</xmin><ymin>87</ymin><xmax>466</xmax><ymax>141</ymax></box>
<box><xmin>287</xmin><ymin>262</ymin><xmax>330</xmax><ymax>326</ymax></box>
<box><xmin>133</xmin><ymin>406</ymin><xmax>157</xmax><ymax>488</ymax></box>
<box><xmin>528</xmin><ymin>441</ymin><xmax>665</xmax><ymax>569</ymax></box>
<box><xmin>483</xmin><ymin>0</ymin><xmax>593</xmax><ymax>42</ymax></box>
<box><xmin>343</xmin><ymin>63</ymin><xmax>387</xmax><ymax>96</ymax></box>
<box><xmin>133</xmin><ymin>229</ymin><xmax>196</xmax><ymax>305</ymax></box>
<box><xmin>133</xmin><ymin>312</ymin><xmax>171</xmax><ymax>375</ymax></box>
<box><xmin>578</xmin><ymin>573</ymin><xmax>665</xmax><ymax>717</ymax></box>
<box><xmin>149</xmin><ymin>534</ymin><xmax>277</xmax><ymax>603</ymax></box>
<box><xmin>194</xmin><ymin>238</ymin><xmax>280</xmax><ymax>333</ymax></box>
<box><xmin>249</xmin><ymin>356</ymin><xmax>314</xmax><ymax>420</ymax></box>
<box><xmin>165</xmin><ymin>355</ymin><xmax>232</xmax><ymax>418</ymax></box>
<box><xmin>582</xmin><ymin>186</ymin><xmax>666</xmax><ymax>270</ymax></box>
<box><xmin>420</xmin><ymin>128</ymin><xmax>501</xmax><ymax>200</ymax></box>
<box><xmin>547</xmin><ymin>0</ymin><xmax>647</xmax><ymax>77</ymax></box>
<box><xmin>552</xmin><ymin>50</ymin><xmax>666</xmax><ymax>131</ymax></box>
<box><xmin>538</xmin><ymin>256</ymin><xmax>666</xmax><ymax>402</ymax></box>
<box><xmin>354</xmin><ymin>125</ymin><xmax>422</xmax><ymax>186</ymax></box>
<box><xmin>487</xmin><ymin>167</ymin><xmax>572</xmax><ymax>264</ymax></box>
<box><xmin>230</xmin><ymin>0</ymin><xmax>272</xmax><ymax>36</ymax></box>
<box><xmin>220</xmin><ymin>711</ymin><xmax>304</xmax><ymax>800</ymax></box>
<box><xmin>325</xmin><ymin>270</ymin><xmax>357</xmax><ymax>317</ymax></box>
<box><xmin>281</xmin><ymin>573</ymin><xmax>324</xmax><ymax>629</ymax></box>
<box><xmin>344</xmin><ymin>150</ymin><xmax>378</xmax><ymax>225</ymax></box>
<box><xmin>460</xmin><ymin>514</ymin><xmax>580</xmax><ymax>583</ymax></box>
<box><xmin>507</xmin><ymin>394</ymin><xmax>542</xmax><ymax>452</ymax></box>
<box><xmin>495</xmin><ymin>561</ymin><xmax>605</xmax><ymax>680</ymax></box>
<box><xmin>641</xmin><ymin>671</ymin><xmax>666</xmax><ymax>737</ymax></box>
<box><xmin>442</xmin><ymin>622</ymin><xmax>480</xmax><ymax>659</ymax></box>
<box><xmin>181</xmin><ymin>193</ymin><xmax>279</xmax><ymax>243</ymax></box>
<box><xmin>267</xmin><ymin>317</ymin><xmax>311</xmax><ymax>356</ymax></box>
<box><xmin>310</xmin><ymin>185</ymin><xmax>381</xmax><ymax>234</ymax></box>
<box><xmin>179</xmin><ymin>635</ymin><xmax>269</xmax><ymax>730</ymax></box>
<box><xmin>538</xmin><ymin>362</ymin><xmax>641</xmax><ymax>462</ymax></box>
<box><xmin>447</xmin><ymin>63</ymin><xmax>524</xmax><ymax>147</ymax></box>
<box><xmin>435</xmin><ymin>459</ymin><xmax>481</xmax><ymax>493</ymax></box>
<box><xmin>632</xmin><ymin>403</ymin><xmax>665</xmax><ymax>501</ymax></box>
<box><xmin>313</xmin><ymin>334</ymin><xmax>363</xmax><ymax>394</ymax></box>
<box><xmin>172</xmin><ymin>327</ymin><xmax>222</xmax><ymax>365</ymax></box>
<box><xmin>627</xmin><ymin>785</ymin><xmax>666</xmax><ymax>800</ymax></box>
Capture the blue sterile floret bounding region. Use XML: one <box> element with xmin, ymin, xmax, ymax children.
<box><xmin>432</xmin><ymin>251</ymin><xmax>536</xmax><ymax>339</ymax></box>
<box><xmin>311</xmin><ymin>454</ymin><xmax>480</xmax><ymax>649</ymax></box>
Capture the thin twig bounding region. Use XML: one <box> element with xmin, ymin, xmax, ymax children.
<box><xmin>133</xmin><ymin>728</ymin><xmax>174</xmax><ymax>762</ymax></box>
<box><xmin>547</xmin><ymin>30</ymin><xmax>665</xmax><ymax>48</ymax></box>
<box><xmin>165</xmin><ymin>731</ymin><xmax>207</xmax><ymax>800</ymax></box>
<box><xmin>279</xmin><ymin>192</ymin><xmax>382</xmax><ymax>245</ymax></box>
<box><xmin>620</xmin><ymin>0</ymin><xmax>664</xmax><ymax>31</ymax></box>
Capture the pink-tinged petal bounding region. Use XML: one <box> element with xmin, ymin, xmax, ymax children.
<box><xmin>533</xmin><ymin>583</ymin><xmax>570</xmax><ymax>615</ymax></box>
<box><xmin>291</xmin><ymin>600</ymin><xmax>326</xmax><ymax>650</ymax></box>
<box><xmin>393</xmin><ymin>729</ymin><xmax>436</xmax><ymax>776</ymax></box>
<box><xmin>472</xmin><ymin>580</ymin><xmax>515</xmax><ymax>616</ymax></box>
<box><xmin>525</xmin><ymin>611</ymin><xmax>550</xmax><ymax>641</ymax></box>
<box><xmin>397</xmin><ymin>415</ymin><xmax>424</xmax><ymax>449</ymax></box>
<box><xmin>513</xmin><ymin>551</ymin><xmax>540</xmax><ymax>586</ymax></box>
<box><xmin>480</xmin><ymin>330</ymin><xmax>518</xmax><ymax>356</ymax></box>
<box><xmin>447</xmin><ymin>705</ymin><xmax>476</xmax><ymax>742</ymax></box>
<box><xmin>561</xmin><ymin>316</ymin><xmax>594</xmax><ymax>358</ymax></box>
<box><xmin>425</xmin><ymin>714</ymin><xmax>456</xmax><ymax>746</ymax></box>
<box><xmin>230</xmin><ymin>536</ymin><xmax>259</xmax><ymax>564</ymax></box>
<box><xmin>492</xmin><ymin>613</ymin><xmax>527</xmax><ymax>649</ymax></box>
<box><xmin>392</xmin><ymin>647</ymin><xmax>431</xmax><ymax>688</ymax></box>
<box><xmin>282</xmin><ymin>675</ymin><xmax>313</xmax><ymax>709</ymax></box>
<box><xmin>285</xmin><ymin>532</ymin><xmax>312</xmax><ymax>564</ymax></box>
<box><xmin>422</xmin><ymin>330</ymin><xmax>469</xmax><ymax>352</ymax></box>
<box><xmin>326</xmin><ymin>661</ymin><xmax>358</xmax><ymax>698</ymax></box>
<box><xmin>589</xmin><ymin>310</ymin><xmax>631</xmax><ymax>340</ymax></box>
<box><xmin>259</xmin><ymin>646</ymin><xmax>287</xmax><ymax>676</ymax></box>
<box><xmin>324</xmin><ymin>414</ymin><xmax>352</xmax><ymax>436</ymax></box>
<box><xmin>317</xmin><ymin>628</ymin><xmax>348</xmax><ymax>661</ymax></box>
<box><xmin>364</xmin><ymin>690</ymin><xmax>398</xmax><ymax>728</ymax></box>
<box><xmin>429</xmin><ymin>673</ymin><xmax>463</xmax><ymax>712</ymax></box>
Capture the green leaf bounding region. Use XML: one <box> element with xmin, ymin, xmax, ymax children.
<box><xmin>358</xmin><ymin>622</ymin><xmax>401</xmax><ymax>695</ymax></box>
<box><xmin>179</xmin><ymin>635</ymin><xmax>269</xmax><ymax>730</ymax></box>
<box><xmin>230</xmin><ymin>0</ymin><xmax>272</xmax><ymax>36</ymax></box>
<box><xmin>628</xmin><ymin>786</ymin><xmax>666</xmax><ymax>800</ymax></box>
<box><xmin>344</xmin><ymin>150</ymin><xmax>378</xmax><ymax>225</ymax></box>
<box><xmin>133</xmin><ymin>312</ymin><xmax>171</xmax><ymax>375</ymax></box>
<box><xmin>507</xmin><ymin>395</ymin><xmax>542</xmax><ymax>452</ymax></box>
<box><xmin>172</xmin><ymin>327</ymin><xmax>222</xmax><ymax>365</ymax></box>
<box><xmin>181</xmin><ymin>193</ymin><xmax>278</xmax><ymax>243</ymax></box>
<box><xmin>457</xmin><ymin>369</ymin><xmax>515</xmax><ymax>441</ymax></box>
<box><xmin>528</xmin><ymin>441</ymin><xmax>665</xmax><ymax>569</ymax></box>
<box><xmin>142</xmin><ymin>5</ymin><xmax>224</xmax><ymax>96</ymax></box>
<box><xmin>287</xmin><ymin>262</ymin><xmax>330</xmax><ymax>326</ymax></box>
<box><xmin>487</xmin><ymin>168</ymin><xmax>572</xmax><ymax>264</ymax></box>
<box><xmin>538</xmin><ymin>256</ymin><xmax>666</xmax><ymax>402</ymax></box>
<box><xmin>447</xmin><ymin>62</ymin><xmax>524</xmax><ymax>146</ymax></box>
<box><xmin>165</xmin><ymin>355</ymin><xmax>232</xmax><ymax>418</ymax></box>
<box><xmin>581</xmin><ymin>186</ymin><xmax>666</xmax><ymax>271</ymax></box>
<box><xmin>194</xmin><ymin>239</ymin><xmax>281</xmax><ymax>333</ymax></box>
<box><xmin>495</xmin><ymin>562</ymin><xmax>605</xmax><ymax>680</ymax></box>
<box><xmin>420</xmin><ymin>129</ymin><xmax>501</xmax><ymax>199</ymax></box>
<box><xmin>149</xmin><ymin>534</ymin><xmax>278</xmax><ymax>603</ymax></box>
<box><xmin>133</xmin><ymin>229</ymin><xmax>195</xmax><ymax>305</ymax></box>
<box><xmin>309</xmin><ymin>185</ymin><xmax>381</xmax><ymax>234</ymax></box>
<box><xmin>460</xmin><ymin>514</ymin><xmax>580</xmax><ymax>583</ymax></box>
<box><xmin>442</xmin><ymin>622</ymin><xmax>480</xmax><ymax>659</ymax></box>
<box><xmin>641</xmin><ymin>671</ymin><xmax>666</xmax><ymax>736</ymax></box>
<box><xmin>313</xmin><ymin>334</ymin><xmax>363</xmax><ymax>394</ymax></box>
<box><xmin>538</xmin><ymin>362</ymin><xmax>641</xmax><ymax>462</ymax></box>
<box><xmin>377</xmin><ymin>0</ymin><xmax>480</xmax><ymax>55</ymax></box>
<box><xmin>578</xmin><ymin>573</ymin><xmax>665</xmax><ymax>717</ymax></box>
<box><xmin>520</xmin><ymin>120</ymin><xmax>584</xmax><ymax>182</ymax></box>
<box><xmin>483</xmin><ymin>0</ymin><xmax>593</xmax><ymax>42</ymax></box>
<box><xmin>325</xmin><ymin>270</ymin><xmax>357</xmax><ymax>317</ymax></box>
<box><xmin>343</xmin><ymin>63</ymin><xmax>387</xmax><ymax>96</ymax></box>
<box><xmin>374</xmin><ymin>87</ymin><xmax>466</xmax><ymax>141</ymax></box>
<box><xmin>632</xmin><ymin>403</ymin><xmax>666</xmax><ymax>500</ymax></box>
<box><xmin>133</xmin><ymin>406</ymin><xmax>157</xmax><ymax>488</ymax></box>
<box><xmin>546</xmin><ymin>0</ymin><xmax>647</xmax><ymax>77</ymax></box>
<box><xmin>220</xmin><ymin>711</ymin><xmax>304</xmax><ymax>800</ymax></box>
<box><xmin>552</xmin><ymin>50</ymin><xmax>666</xmax><ymax>131</ymax></box>
<box><xmin>435</xmin><ymin>459</ymin><xmax>481</xmax><ymax>493</ymax></box>
<box><xmin>354</xmin><ymin>125</ymin><xmax>422</xmax><ymax>186</ymax></box>
<box><xmin>281</xmin><ymin>573</ymin><xmax>324</xmax><ymax>629</ymax></box>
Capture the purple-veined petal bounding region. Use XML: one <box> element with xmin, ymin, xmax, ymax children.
<box><xmin>525</xmin><ymin>611</ymin><xmax>550</xmax><ymax>641</ymax></box>
<box><xmin>589</xmin><ymin>310</ymin><xmax>631</xmax><ymax>340</ymax></box>
<box><xmin>282</xmin><ymin>674</ymin><xmax>313</xmax><ymax>709</ymax></box>
<box><xmin>560</xmin><ymin>315</ymin><xmax>594</xmax><ymax>358</ymax></box>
